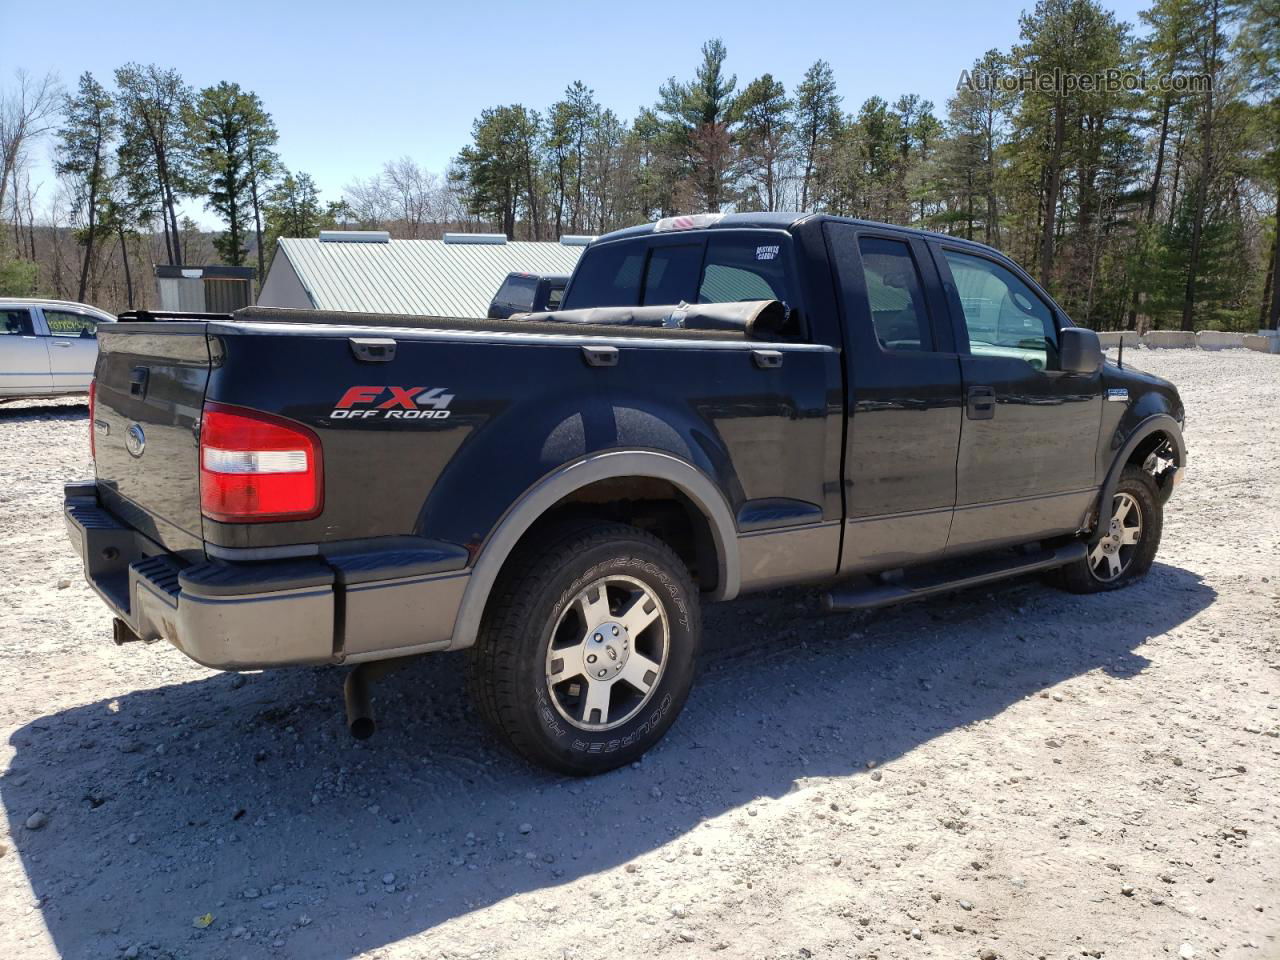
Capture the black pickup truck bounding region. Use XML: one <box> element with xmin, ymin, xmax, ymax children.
<box><xmin>66</xmin><ymin>212</ymin><xmax>1185</xmax><ymax>775</ymax></box>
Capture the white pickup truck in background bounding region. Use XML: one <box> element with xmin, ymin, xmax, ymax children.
<box><xmin>0</xmin><ymin>298</ymin><xmax>114</xmax><ymax>401</ymax></box>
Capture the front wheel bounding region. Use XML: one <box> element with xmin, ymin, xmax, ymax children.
<box><xmin>1055</xmin><ymin>466</ymin><xmax>1163</xmax><ymax>593</ymax></box>
<box><xmin>469</xmin><ymin>520</ymin><xmax>700</xmax><ymax>775</ymax></box>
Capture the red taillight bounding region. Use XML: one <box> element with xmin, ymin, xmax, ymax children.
<box><xmin>88</xmin><ymin>378</ymin><xmax>96</xmax><ymax>459</ymax></box>
<box><xmin>199</xmin><ymin>403</ymin><xmax>323</xmax><ymax>523</ymax></box>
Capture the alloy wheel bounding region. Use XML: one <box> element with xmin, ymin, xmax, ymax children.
<box><xmin>1088</xmin><ymin>491</ymin><xmax>1143</xmax><ymax>582</ymax></box>
<box><xmin>545</xmin><ymin>575</ymin><xmax>669</xmax><ymax>731</ymax></box>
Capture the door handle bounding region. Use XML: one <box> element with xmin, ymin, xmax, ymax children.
<box><xmin>967</xmin><ymin>385</ymin><xmax>996</xmax><ymax>420</ymax></box>
<box><xmin>752</xmin><ymin>349</ymin><xmax>783</xmax><ymax>369</ymax></box>
<box><xmin>53</xmin><ymin>340</ymin><xmax>72</xmax><ymax>348</ymax></box>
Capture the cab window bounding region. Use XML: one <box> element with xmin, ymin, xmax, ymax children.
<box><xmin>562</xmin><ymin>243</ymin><xmax>645</xmax><ymax>308</ymax></box>
<box><xmin>642</xmin><ymin>244</ymin><xmax>702</xmax><ymax>305</ymax></box>
<box><xmin>943</xmin><ymin>250</ymin><xmax>1057</xmax><ymax>371</ymax></box>
<box><xmin>698</xmin><ymin>234</ymin><xmax>792</xmax><ymax>308</ymax></box>
<box><xmin>857</xmin><ymin>237</ymin><xmax>933</xmax><ymax>351</ymax></box>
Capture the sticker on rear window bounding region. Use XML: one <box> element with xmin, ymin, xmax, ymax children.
<box><xmin>756</xmin><ymin>245</ymin><xmax>780</xmax><ymax>261</ymax></box>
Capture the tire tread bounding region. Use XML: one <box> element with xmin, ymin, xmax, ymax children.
<box><xmin>468</xmin><ymin>518</ymin><xmax>697</xmax><ymax>773</ymax></box>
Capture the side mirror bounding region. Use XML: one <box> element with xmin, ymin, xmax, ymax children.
<box><xmin>1058</xmin><ymin>326</ymin><xmax>1102</xmax><ymax>374</ymax></box>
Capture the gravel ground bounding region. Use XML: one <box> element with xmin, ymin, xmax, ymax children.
<box><xmin>0</xmin><ymin>349</ymin><xmax>1276</xmax><ymax>960</ymax></box>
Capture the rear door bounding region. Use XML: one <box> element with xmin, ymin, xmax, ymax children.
<box><xmin>932</xmin><ymin>244</ymin><xmax>1102</xmax><ymax>551</ymax></box>
<box><xmin>39</xmin><ymin>307</ymin><xmax>102</xmax><ymax>392</ymax></box>
<box><xmin>0</xmin><ymin>307</ymin><xmax>53</xmax><ymax>397</ymax></box>
<box><xmin>824</xmin><ymin>223</ymin><xmax>964</xmax><ymax>573</ymax></box>
<box><xmin>93</xmin><ymin>324</ymin><xmax>213</xmax><ymax>558</ymax></box>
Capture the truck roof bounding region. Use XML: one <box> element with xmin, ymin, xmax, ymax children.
<box><xmin>593</xmin><ymin>212</ymin><xmax>1007</xmax><ymax>259</ymax></box>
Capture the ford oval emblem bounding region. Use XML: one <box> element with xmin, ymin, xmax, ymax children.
<box><xmin>125</xmin><ymin>423</ymin><xmax>146</xmax><ymax>458</ymax></box>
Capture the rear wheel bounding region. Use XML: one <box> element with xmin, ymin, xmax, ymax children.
<box><xmin>469</xmin><ymin>520</ymin><xmax>700</xmax><ymax>775</ymax></box>
<box><xmin>1055</xmin><ymin>466</ymin><xmax>1162</xmax><ymax>593</ymax></box>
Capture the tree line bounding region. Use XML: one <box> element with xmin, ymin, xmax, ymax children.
<box><xmin>442</xmin><ymin>0</ymin><xmax>1277</xmax><ymax>332</ymax></box>
<box><xmin>1</xmin><ymin>0</ymin><xmax>1276</xmax><ymax>331</ymax></box>
<box><xmin>1</xmin><ymin>64</ymin><xmax>345</xmax><ymax>310</ymax></box>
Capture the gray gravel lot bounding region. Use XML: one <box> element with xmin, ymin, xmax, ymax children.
<box><xmin>0</xmin><ymin>348</ymin><xmax>1277</xmax><ymax>960</ymax></box>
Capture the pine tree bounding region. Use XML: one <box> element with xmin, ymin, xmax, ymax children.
<box><xmin>114</xmin><ymin>63</ymin><xmax>192</xmax><ymax>265</ymax></box>
<box><xmin>452</xmin><ymin>105</ymin><xmax>542</xmax><ymax>238</ymax></box>
<box><xmin>792</xmin><ymin>60</ymin><xmax>842</xmax><ymax>211</ymax></box>
<box><xmin>56</xmin><ymin>72</ymin><xmax>116</xmax><ymax>301</ymax></box>
<box><xmin>188</xmin><ymin>81</ymin><xmax>260</xmax><ymax>266</ymax></box>
<box><xmin>733</xmin><ymin>74</ymin><xmax>792</xmax><ymax>211</ymax></box>
<box><xmin>263</xmin><ymin>169</ymin><xmax>326</xmax><ymax>256</ymax></box>
<box><xmin>656</xmin><ymin>39</ymin><xmax>739</xmax><ymax>211</ymax></box>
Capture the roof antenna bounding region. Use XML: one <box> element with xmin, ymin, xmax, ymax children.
<box><xmin>1117</xmin><ymin>333</ymin><xmax>1124</xmax><ymax>369</ymax></box>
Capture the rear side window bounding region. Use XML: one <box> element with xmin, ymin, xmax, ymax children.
<box><xmin>857</xmin><ymin>237</ymin><xmax>933</xmax><ymax>351</ymax></box>
<box><xmin>545</xmin><ymin>284</ymin><xmax>564</xmax><ymax>309</ymax></box>
<box><xmin>562</xmin><ymin>243</ymin><xmax>645</xmax><ymax>308</ymax></box>
<box><xmin>642</xmin><ymin>244</ymin><xmax>702</xmax><ymax>305</ymax></box>
<box><xmin>1</xmin><ymin>308</ymin><xmax>34</xmax><ymax>336</ymax></box>
<box><xmin>494</xmin><ymin>275</ymin><xmax>538</xmax><ymax>311</ymax></box>
<box><xmin>44</xmin><ymin>309</ymin><xmax>99</xmax><ymax>338</ymax></box>
<box><xmin>699</xmin><ymin>234</ymin><xmax>792</xmax><ymax>307</ymax></box>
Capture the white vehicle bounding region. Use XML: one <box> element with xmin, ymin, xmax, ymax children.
<box><xmin>0</xmin><ymin>298</ymin><xmax>114</xmax><ymax>400</ymax></box>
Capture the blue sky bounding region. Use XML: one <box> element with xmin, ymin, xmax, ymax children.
<box><xmin>7</xmin><ymin>0</ymin><xmax>1150</xmax><ymax>226</ymax></box>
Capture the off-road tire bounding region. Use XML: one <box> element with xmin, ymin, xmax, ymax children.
<box><xmin>469</xmin><ymin>519</ymin><xmax>700</xmax><ymax>775</ymax></box>
<box><xmin>1055</xmin><ymin>466</ymin><xmax>1162</xmax><ymax>594</ymax></box>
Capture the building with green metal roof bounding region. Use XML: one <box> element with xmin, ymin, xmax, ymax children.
<box><xmin>258</xmin><ymin>231</ymin><xmax>589</xmax><ymax>318</ymax></box>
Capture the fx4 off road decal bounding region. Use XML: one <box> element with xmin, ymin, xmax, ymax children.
<box><xmin>330</xmin><ymin>385</ymin><xmax>454</xmax><ymax>420</ymax></box>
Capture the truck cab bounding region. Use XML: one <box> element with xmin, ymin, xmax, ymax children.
<box><xmin>558</xmin><ymin>212</ymin><xmax>1184</xmax><ymax>571</ymax></box>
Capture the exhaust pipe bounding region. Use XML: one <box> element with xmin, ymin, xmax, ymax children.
<box><xmin>343</xmin><ymin>666</ymin><xmax>375</xmax><ymax>740</ymax></box>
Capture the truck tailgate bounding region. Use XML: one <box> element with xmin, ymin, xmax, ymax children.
<box><xmin>93</xmin><ymin>324</ymin><xmax>212</xmax><ymax>558</ymax></box>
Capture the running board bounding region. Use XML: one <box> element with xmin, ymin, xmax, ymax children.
<box><xmin>822</xmin><ymin>541</ymin><xmax>1087</xmax><ymax>612</ymax></box>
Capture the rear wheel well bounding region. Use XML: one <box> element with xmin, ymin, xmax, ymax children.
<box><xmin>504</xmin><ymin>477</ymin><xmax>720</xmax><ymax>593</ymax></box>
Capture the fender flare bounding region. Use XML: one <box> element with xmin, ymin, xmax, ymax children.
<box><xmin>1091</xmin><ymin>414</ymin><xmax>1185</xmax><ymax>541</ymax></box>
<box><xmin>446</xmin><ymin>450</ymin><xmax>740</xmax><ymax>650</ymax></box>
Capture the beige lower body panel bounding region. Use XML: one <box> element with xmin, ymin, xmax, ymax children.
<box><xmin>341</xmin><ymin>571</ymin><xmax>470</xmax><ymax>660</ymax></box>
<box><xmin>737</xmin><ymin>521</ymin><xmax>841</xmax><ymax>593</ymax></box>
<box><xmin>841</xmin><ymin>506</ymin><xmax>952</xmax><ymax>575</ymax></box>
<box><xmin>946</xmin><ymin>488</ymin><xmax>1095</xmax><ymax>554</ymax></box>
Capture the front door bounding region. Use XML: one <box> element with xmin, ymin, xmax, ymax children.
<box><xmin>0</xmin><ymin>307</ymin><xmax>53</xmax><ymax>397</ymax></box>
<box><xmin>825</xmin><ymin>223</ymin><xmax>964</xmax><ymax>574</ymax></box>
<box><xmin>932</xmin><ymin>245</ymin><xmax>1102</xmax><ymax>553</ymax></box>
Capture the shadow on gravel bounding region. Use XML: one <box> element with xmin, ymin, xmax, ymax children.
<box><xmin>2</xmin><ymin>561</ymin><xmax>1214</xmax><ymax>959</ymax></box>
<box><xmin>0</xmin><ymin>400</ymin><xmax>88</xmax><ymax>422</ymax></box>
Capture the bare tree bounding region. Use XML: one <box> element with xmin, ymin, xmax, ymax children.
<box><xmin>382</xmin><ymin>157</ymin><xmax>443</xmax><ymax>237</ymax></box>
<box><xmin>0</xmin><ymin>70</ymin><xmax>61</xmax><ymax>239</ymax></box>
<box><xmin>344</xmin><ymin>159</ymin><xmax>454</xmax><ymax>237</ymax></box>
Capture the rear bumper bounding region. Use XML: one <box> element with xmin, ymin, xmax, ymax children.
<box><xmin>64</xmin><ymin>482</ymin><xmax>469</xmax><ymax>670</ymax></box>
